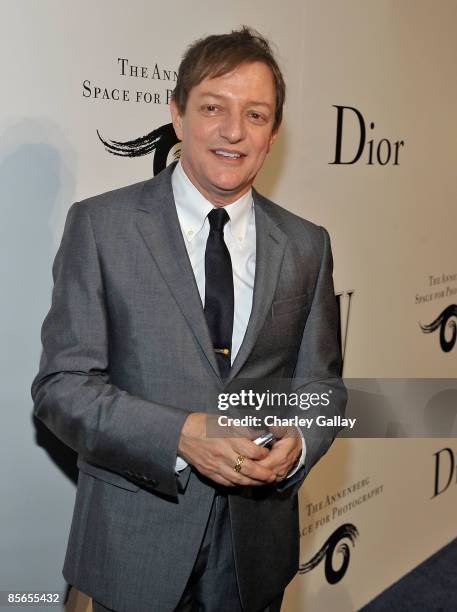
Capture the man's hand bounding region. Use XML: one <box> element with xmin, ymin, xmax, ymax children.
<box><xmin>256</xmin><ymin>426</ymin><xmax>303</xmax><ymax>482</ymax></box>
<box><xmin>178</xmin><ymin>413</ymin><xmax>277</xmax><ymax>487</ymax></box>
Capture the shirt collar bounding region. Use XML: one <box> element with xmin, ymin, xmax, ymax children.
<box><xmin>172</xmin><ymin>160</ymin><xmax>253</xmax><ymax>243</ymax></box>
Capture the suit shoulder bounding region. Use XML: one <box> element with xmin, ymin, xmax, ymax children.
<box><xmin>255</xmin><ymin>191</ymin><xmax>327</xmax><ymax>244</ymax></box>
<box><xmin>73</xmin><ymin>179</ymin><xmax>150</xmax><ymax>215</ymax></box>
<box><xmin>71</xmin><ymin>164</ymin><xmax>174</xmax><ymax>223</ymax></box>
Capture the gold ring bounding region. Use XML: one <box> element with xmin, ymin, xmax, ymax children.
<box><xmin>233</xmin><ymin>455</ymin><xmax>245</xmax><ymax>473</ymax></box>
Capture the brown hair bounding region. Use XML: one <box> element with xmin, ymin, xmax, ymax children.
<box><xmin>172</xmin><ymin>26</ymin><xmax>285</xmax><ymax>133</ymax></box>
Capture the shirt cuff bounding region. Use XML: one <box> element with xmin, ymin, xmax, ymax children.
<box><xmin>286</xmin><ymin>427</ymin><xmax>306</xmax><ymax>478</ymax></box>
<box><xmin>175</xmin><ymin>455</ymin><xmax>188</xmax><ymax>473</ymax></box>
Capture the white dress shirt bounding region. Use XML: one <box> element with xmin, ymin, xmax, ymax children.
<box><xmin>171</xmin><ymin>161</ymin><xmax>305</xmax><ymax>477</ymax></box>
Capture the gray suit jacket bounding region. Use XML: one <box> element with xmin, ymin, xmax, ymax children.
<box><xmin>32</xmin><ymin>162</ymin><xmax>346</xmax><ymax>612</ymax></box>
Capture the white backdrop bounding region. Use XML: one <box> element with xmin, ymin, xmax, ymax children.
<box><xmin>1</xmin><ymin>1</ymin><xmax>456</xmax><ymax>611</ymax></box>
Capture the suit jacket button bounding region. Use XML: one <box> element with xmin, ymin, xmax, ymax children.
<box><xmin>149</xmin><ymin>479</ymin><xmax>158</xmax><ymax>488</ymax></box>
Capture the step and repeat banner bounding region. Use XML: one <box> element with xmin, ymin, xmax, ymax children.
<box><xmin>1</xmin><ymin>1</ymin><xmax>456</xmax><ymax>611</ymax></box>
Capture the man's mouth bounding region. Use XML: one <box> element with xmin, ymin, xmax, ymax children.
<box><xmin>212</xmin><ymin>149</ymin><xmax>245</xmax><ymax>160</ymax></box>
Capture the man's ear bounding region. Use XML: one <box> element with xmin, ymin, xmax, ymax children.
<box><xmin>267</xmin><ymin>123</ymin><xmax>281</xmax><ymax>153</ymax></box>
<box><xmin>170</xmin><ymin>99</ymin><xmax>184</xmax><ymax>141</ymax></box>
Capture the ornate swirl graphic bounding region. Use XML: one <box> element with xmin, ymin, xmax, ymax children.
<box><xmin>97</xmin><ymin>122</ymin><xmax>181</xmax><ymax>175</ymax></box>
<box><xmin>420</xmin><ymin>305</ymin><xmax>457</xmax><ymax>353</ymax></box>
<box><xmin>298</xmin><ymin>523</ymin><xmax>359</xmax><ymax>584</ymax></box>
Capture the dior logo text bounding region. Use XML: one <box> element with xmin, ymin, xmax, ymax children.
<box><xmin>432</xmin><ymin>447</ymin><xmax>457</xmax><ymax>498</ymax></box>
<box><xmin>330</xmin><ymin>105</ymin><xmax>405</xmax><ymax>166</ymax></box>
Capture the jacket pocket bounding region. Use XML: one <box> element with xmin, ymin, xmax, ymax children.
<box><xmin>272</xmin><ymin>292</ymin><xmax>310</xmax><ymax>317</ymax></box>
<box><xmin>77</xmin><ymin>456</ymin><xmax>140</xmax><ymax>492</ymax></box>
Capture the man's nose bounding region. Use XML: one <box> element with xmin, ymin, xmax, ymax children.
<box><xmin>219</xmin><ymin>110</ymin><xmax>246</xmax><ymax>143</ymax></box>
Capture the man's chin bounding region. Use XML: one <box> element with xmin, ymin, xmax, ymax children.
<box><xmin>209</xmin><ymin>174</ymin><xmax>254</xmax><ymax>195</ymax></box>
<box><xmin>208</xmin><ymin>182</ymin><xmax>252</xmax><ymax>203</ymax></box>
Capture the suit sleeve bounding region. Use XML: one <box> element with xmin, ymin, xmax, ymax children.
<box><xmin>31</xmin><ymin>203</ymin><xmax>189</xmax><ymax>499</ymax></box>
<box><xmin>277</xmin><ymin>225</ymin><xmax>347</xmax><ymax>494</ymax></box>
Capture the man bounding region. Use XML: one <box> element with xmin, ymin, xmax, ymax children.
<box><xmin>32</xmin><ymin>27</ymin><xmax>345</xmax><ymax>612</ymax></box>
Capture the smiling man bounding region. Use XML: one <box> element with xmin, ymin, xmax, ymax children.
<box><xmin>32</xmin><ymin>27</ymin><xmax>345</xmax><ymax>612</ymax></box>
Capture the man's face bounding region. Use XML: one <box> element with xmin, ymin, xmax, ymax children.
<box><xmin>170</xmin><ymin>61</ymin><xmax>279</xmax><ymax>206</ymax></box>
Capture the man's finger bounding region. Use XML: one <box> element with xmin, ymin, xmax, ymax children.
<box><xmin>229</xmin><ymin>457</ymin><xmax>276</xmax><ymax>484</ymax></box>
<box><xmin>211</xmin><ymin>473</ymin><xmax>236</xmax><ymax>487</ymax></box>
<box><xmin>256</xmin><ymin>437</ymin><xmax>301</xmax><ymax>473</ymax></box>
<box><xmin>221</xmin><ymin>466</ymin><xmax>274</xmax><ymax>487</ymax></box>
<box><xmin>225</xmin><ymin>439</ymin><xmax>269</xmax><ymax>462</ymax></box>
<box><xmin>256</xmin><ymin>446</ymin><xmax>285</xmax><ymax>470</ymax></box>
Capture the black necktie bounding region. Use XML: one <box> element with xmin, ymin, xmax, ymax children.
<box><xmin>204</xmin><ymin>208</ymin><xmax>234</xmax><ymax>379</ymax></box>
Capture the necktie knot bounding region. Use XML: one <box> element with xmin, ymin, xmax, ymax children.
<box><xmin>208</xmin><ymin>208</ymin><xmax>230</xmax><ymax>233</ymax></box>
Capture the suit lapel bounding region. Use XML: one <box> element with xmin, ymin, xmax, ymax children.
<box><xmin>135</xmin><ymin>165</ymin><xmax>221</xmax><ymax>382</ymax></box>
<box><xmin>227</xmin><ymin>191</ymin><xmax>288</xmax><ymax>382</ymax></box>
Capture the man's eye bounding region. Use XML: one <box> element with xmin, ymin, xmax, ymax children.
<box><xmin>204</xmin><ymin>104</ymin><xmax>217</xmax><ymax>112</ymax></box>
<box><xmin>248</xmin><ymin>111</ymin><xmax>264</xmax><ymax>121</ymax></box>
